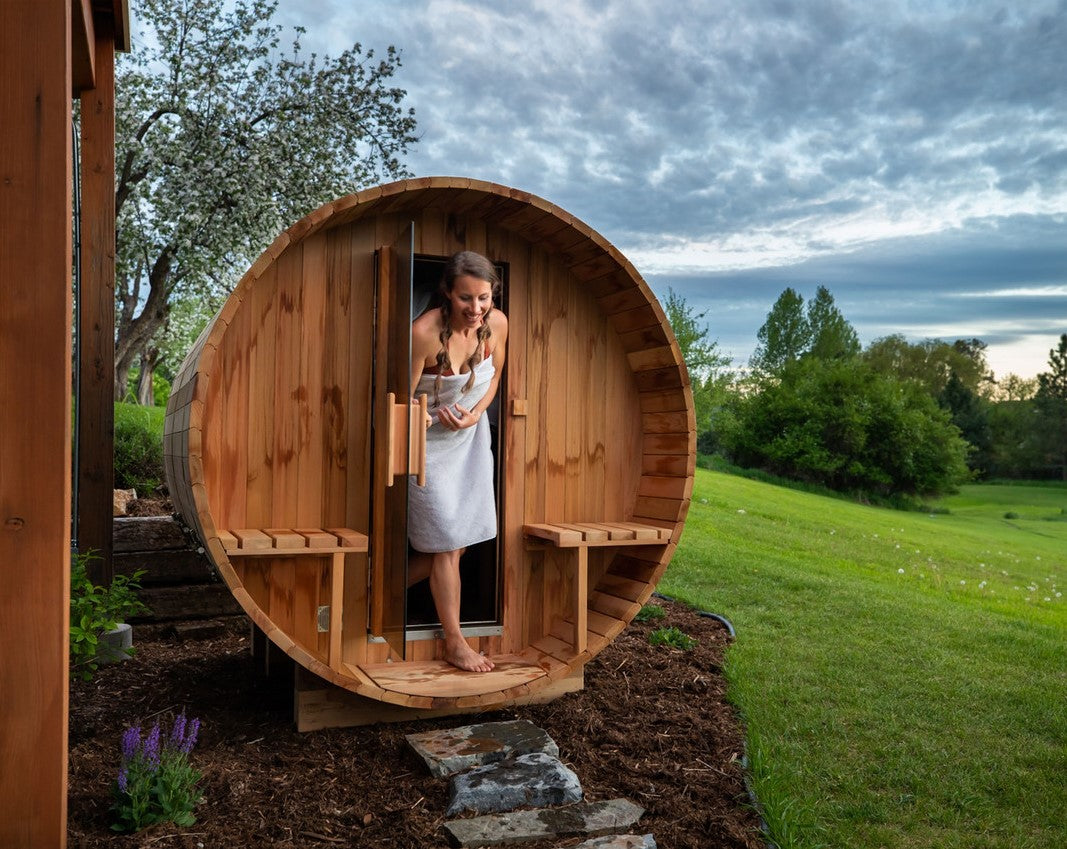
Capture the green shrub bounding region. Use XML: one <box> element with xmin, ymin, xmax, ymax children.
<box><xmin>634</xmin><ymin>603</ymin><xmax>667</xmax><ymax>622</ymax></box>
<box><xmin>720</xmin><ymin>357</ymin><xmax>971</xmax><ymax>498</ymax></box>
<box><xmin>648</xmin><ymin>625</ymin><xmax>697</xmax><ymax>650</ymax></box>
<box><xmin>70</xmin><ymin>550</ymin><xmax>149</xmax><ymax>680</ymax></box>
<box><xmin>114</xmin><ymin>402</ymin><xmax>165</xmax><ymax>494</ymax></box>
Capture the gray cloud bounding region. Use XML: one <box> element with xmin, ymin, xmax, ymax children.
<box><xmin>274</xmin><ymin>0</ymin><xmax>1067</xmax><ymax>375</ymax></box>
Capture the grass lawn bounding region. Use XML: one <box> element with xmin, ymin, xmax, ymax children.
<box><xmin>660</xmin><ymin>471</ymin><xmax>1067</xmax><ymax>849</ymax></box>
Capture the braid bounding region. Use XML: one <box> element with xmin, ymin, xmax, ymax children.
<box><xmin>433</xmin><ymin>301</ymin><xmax>453</xmax><ymax>408</ymax></box>
<box><xmin>462</xmin><ymin>307</ymin><xmax>493</xmax><ymax>394</ymax></box>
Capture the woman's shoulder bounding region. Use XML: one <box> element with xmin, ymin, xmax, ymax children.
<box><xmin>488</xmin><ymin>308</ymin><xmax>508</xmax><ymax>335</ymax></box>
<box><xmin>413</xmin><ymin>308</ymin><xmax>442</xmax><ymax>340</ymax></box>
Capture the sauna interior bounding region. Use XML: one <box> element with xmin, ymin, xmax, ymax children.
<box><xmin>164</xmin><ymin>177</ymin><xmax>694</xmax><ymax>710</ymax></box>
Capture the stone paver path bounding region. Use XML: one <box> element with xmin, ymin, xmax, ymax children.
<box><xmin>406</xmin><ymin>720</ymin><xmax>655</xmax><ymax>847</ymax></box>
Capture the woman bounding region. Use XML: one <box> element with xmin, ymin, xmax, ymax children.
<box><xmin>408</xmin><ymin>251</ymin><xmax>508</xmax><ymax>672</ymax></box>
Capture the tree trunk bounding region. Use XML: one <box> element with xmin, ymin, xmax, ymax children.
<box><xmin>136</xmin><ymin>347</ymin><xmax>159</xmax><ymax>406</ymax></box>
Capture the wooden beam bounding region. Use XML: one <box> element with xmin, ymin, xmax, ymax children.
<box><xmin>71</xmin><ymin>0</ymin><xmax>95</xmax><ymax>92</ymax></box>
<box><xmin>77</xmin><ymin>17</ymin><xmax>116</xmax><ymax>583</ymax></box>
<box><xmin>0</xmin><ymin>1</ymin><xmax>74</xmax><ymax>845</ymax></box>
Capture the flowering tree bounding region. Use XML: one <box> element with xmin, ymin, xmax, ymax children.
<box><xmin>114</xmin><ymin>0</ymin><xmax>417</xmax><ymax>399</ymax></box>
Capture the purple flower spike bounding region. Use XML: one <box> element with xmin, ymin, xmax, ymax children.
<box><xmin>170</xmin><ymin>712</ymin><xmax>187</xmax><ymax>749</ymax></box>
<box><xmin>144</xmin><ymin>724</ymin><xmax>162</xmax><ymax>767</ymax></box>
<box><xmin>120</xmin><ymin>725</ymin><xmax>141</xmax><ymax>761</ymax></box>
<box><xmin>117</xmin><ymin>766</ymin><xmax>128</xmax><ymax>793</ymax></box>
<box><xmin>181</xmin><ymin>718</ymin><xmax>201</xmax><ymax>754</ymax></box>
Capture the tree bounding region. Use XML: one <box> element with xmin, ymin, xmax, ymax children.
<box><xmin>749</xmin><ymin>287</ymin><xmax>809</xmax><ymax>377</ymax></box>
<box><xmin>113</xmin><ymin>0</ymin><xmax>417</xmax><ymax>399</ymax></box>
<box><xmin>806</xmin><ymin>285</ymin><xmax>859</xmax><ymax>361</ymax></box>
<box><xmin>938</xmin><ymin>371</ymin><xmax>992</xmax><ymax>476</ymax></box>
<box><xmin>663</xmin><ymin>289</ymin><xmax>732</xmax><ymax>449</ymax></box>
<box><xmin>720</xmin><ymin>357</ymin><xmax>970</xmax><ymax>498</ymax></box>
<box><xmin>991</xmin><ymin>373</ymin><xmax>1038</xmax><ymax>402</ymax></box>
<box><xmin>1034</xmin><ymin>334</ymin><xmax>1067</xmax><ymax>480</ymax></box>
<box><xmin>864</xmin><ymin>335</ymin><xmax>992</xmax><ymax>398</ymax></box>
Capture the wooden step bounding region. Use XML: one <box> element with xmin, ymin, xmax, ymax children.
<box><xmin>360</xmin><ymin>656</ymin><xmax>548</xmax><ymax>699</ymax></box>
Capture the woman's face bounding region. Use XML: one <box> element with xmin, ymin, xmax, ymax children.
<box><xmin>447</xmin><ymin>274</ymin><xmax>494</xmax><ymax>330</ymax></box>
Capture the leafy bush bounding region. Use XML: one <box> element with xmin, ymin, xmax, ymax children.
<box><xmin>649</xmin><ymin>625</ymin><xmax>697</xmax><ymax>650</ymax></box>
<box><xmin>634</xmin><ymin>603</ymin><xmax>667</xmax><ymax>622</ymax></box>
<box><xmin>125</xmin><ymin>368</ymin><xmax>173</xmax><ymax>407</ymax></box>
<box><xmin>720</xmin><ymin>357</ymin><xmax>971</xmax><ymax>498</ymax></box>
<box><xmin>114</xmin><ymin>402</ymin><xmax>165</xmax><ymax>493</ymax></box>
<box><xmin>70</xmin><ymin>551</ymin><xmax>149</xmax><ymax>680</ymax></box>
<box><xmin>111</xmin><ymin>713</ymin><xmax>203</xmax><ymax>832</ymax></box>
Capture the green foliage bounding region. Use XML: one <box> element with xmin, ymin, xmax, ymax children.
<box><xmin>1034</xmin><ymin>334</ymin><xmax>1067</xmax><ymax>480</ymax></box>
<box><xmin>70</xmin><ymin>551</ymin><xmax>149</xmax><ymax>680</ymax></box>
<box><xmin>663</xmin><ymin>288</ymin><xmax>733</xmax><ymax>448</ymax></box>
<box><xmin>720</xmin><ymin>357</ymin><xmax>970</xmax><ymax>497</ymax></box>
<box><xmin>648</xmin><ymin>625</ymin><xmax>697</xmax><ymax>650</ymax></box>
<box><xmin>114</xmin><ymin>402</ymin><xmax>165</xmax><ymax>493</ymax></box>
<box><xmin>939</xmin><ymin>372</ymin><xmax>993</xmax><ymax>475</ymax></box>
<box><xmin>806</xmin><ymin>285</ymin><xmax>860</xmax><ymax>362</ymax></box>
<box><xmin>634</xmin><ymin>602</ymin><xmax>667</xmax><ymax>622</ymax></box>
<box><xmin>112</xmin><ymin>0</ymin><xmax>417</xmax><ymax>398</ymax></box>
<box><xmin>111</xmin><ymin>714</ymin><xmax>203</xmax><ymax>832</ymax></box>
<box><xmin>864</xmin><ymin>334</ymin><xmax>993</xmax><ymax>398</ymax></box>
<box><xmin>125</xmin><ymin>366</ymin><xmax>172</xmax><ymax>407</ymax></box>
<box><xmin>750</xmin><ymin>287</ymin><xmax>809</xmax><ymax>376</ymax></box>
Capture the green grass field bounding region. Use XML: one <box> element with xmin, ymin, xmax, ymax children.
<box><xmin>660</xmin><ymin>471</ymin><xmax>1067</xmax><ymax>849</ymax></box>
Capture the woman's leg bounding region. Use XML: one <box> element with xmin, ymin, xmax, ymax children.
<box><xmin>429</xmin><ymin>548</ymin><xmax>494</xmax><ymax>672</ymax></box>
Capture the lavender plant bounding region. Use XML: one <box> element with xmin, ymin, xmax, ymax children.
<box><xmin>111</xmin><ymin>712</ymin><xmax>203</xmax><ymax>832</ymax></box>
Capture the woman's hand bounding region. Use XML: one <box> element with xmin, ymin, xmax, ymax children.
<box><xmin>436</xmin><ymin>403</ymin><xmax>479</xmax><ymax>431</ymax></box>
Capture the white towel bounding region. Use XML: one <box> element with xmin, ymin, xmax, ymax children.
<box><xmin>407</xmin><ymin>355</ymin><xmax>497</xmax><ymax>553</ymax></box>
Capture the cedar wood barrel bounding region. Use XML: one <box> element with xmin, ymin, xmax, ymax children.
<box><xmin>163</xmin><ymin>176</ymin><xmax>694</xmax><ymax>710</ymax></box>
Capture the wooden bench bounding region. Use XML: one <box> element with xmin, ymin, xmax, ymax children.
<box><xmin>523</xmin><ymin>521</ymin><xmax>671</xmax><ymax>653</ymax></box>
<box><xmin>218</xmin><ymin>527</ymin><xmax>368</xmax><ymax>670</ymax></box>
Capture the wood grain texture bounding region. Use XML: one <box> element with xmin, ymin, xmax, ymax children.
<box><xmin>161</xmin><ymin>179</ymin><xmax>694</xmax><ymax>708</ymax></box>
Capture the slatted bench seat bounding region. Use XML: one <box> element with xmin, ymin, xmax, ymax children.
<box><xmin>217</xmin><ymin>527</ymin><xmax>368</xmax><ymax>671</ymax></box>
<box><xmin>523</xmin><ymin>521</ymin><xmax>671</xmax><ymax>653</ymax></box>
<box><xmin>218</xmin><ymin>527</ymin><xmax>368</xmax><ymax>555</ymax></box>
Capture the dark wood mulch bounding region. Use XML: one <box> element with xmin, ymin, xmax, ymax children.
<box><xmin>68</xmin><ymin>598</ymin><xmax>765</xmax><ymax>848</ymax></box>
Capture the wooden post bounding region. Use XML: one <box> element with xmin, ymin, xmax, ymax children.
<box><xmin>77</xmin><ymin>16</ymin><xmax>116</xmax><ymax>583</ymax></box>
<box><xmin>0</xmin><ymin>1</ymin><xmax>73</xmax><ymax>845</ymax></box>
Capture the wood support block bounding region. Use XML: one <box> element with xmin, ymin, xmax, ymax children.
<box><xmin>264</xmin><ymin>529</ymin><xmax>306</xmax><ymax>550</ymax></box>
<box><xmin>295</xmin><ymin>529</ymin><xmax>336</xmax><ymax>549</ymax></box>
<box><xmin>232</xmin><ymin>528</ymin><xmax>272</xmax><ymax>550</ymax></box>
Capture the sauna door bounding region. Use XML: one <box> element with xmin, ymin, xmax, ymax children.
<box><xmin>370</xmin><ymin>224</ymin><xmax>415</xmax><ymax>657</ymax></box>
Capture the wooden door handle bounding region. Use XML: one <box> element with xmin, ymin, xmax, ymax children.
<box><xmin>386</xmin><ymin>392</ymin><xmax>427</xmax><ymax>486</ymax></box>
<box><xmin>410</xmin><ymin>394</ymin><xmax>427</xmax><ymax>487</ymax></box>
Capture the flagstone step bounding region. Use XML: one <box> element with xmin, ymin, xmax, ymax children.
<box><xmin>446</xmin><ymin>751</ymin><xmax>582</xmax><ymax>816</ymax></box>
<box><xmin>406</xmin><ymin>719</ymin><xmax>559</xmax><ymax>778</ymax></box>
<box><xmin>442</xmin><ymin>798</ymin><xmax>645</xmax><ymax>848</ymax></box>
<box><xmin>573</xmin><ymin>835</ymin><xmax>657</xmax><ymax>849</ymax></box>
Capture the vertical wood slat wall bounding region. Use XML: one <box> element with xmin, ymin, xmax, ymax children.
<box><xmin>164</xmin><ymin>178</ymin><xmax>692</xmax><ymax>702</ymax></box>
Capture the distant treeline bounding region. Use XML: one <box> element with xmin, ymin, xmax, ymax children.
<box><xmin>667</xmin><ymin>287</ymin><xmax>1067</xmax><ymax>498</ymax></box>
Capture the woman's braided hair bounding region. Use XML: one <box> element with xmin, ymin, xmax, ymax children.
<box><xmin>433</xmin><ymin>251</ymin><xmax>501</xmax><ymax>408</ymax></box>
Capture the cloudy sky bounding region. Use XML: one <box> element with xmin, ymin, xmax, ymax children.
<box><xmin>273</xmin><ymin>0</ymin><xmax>1066</xmax><ymax>379</ymax></box>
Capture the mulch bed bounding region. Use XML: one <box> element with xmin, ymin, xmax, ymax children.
<box><xmin>68</xmin><ymin>597</ymin><xmax>765</xmax><ymax>848</ymax></box>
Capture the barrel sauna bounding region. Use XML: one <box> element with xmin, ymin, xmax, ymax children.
<box><xmin>164</xmin><ymin>176</ymin><xmax>694</xmax><ymax>713</ymax></box>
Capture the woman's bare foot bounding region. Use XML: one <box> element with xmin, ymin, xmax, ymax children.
<box><xmin>444</xmin><ymin>639</ymin><xmax>495</xmax><ymax>672</ymax></box>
